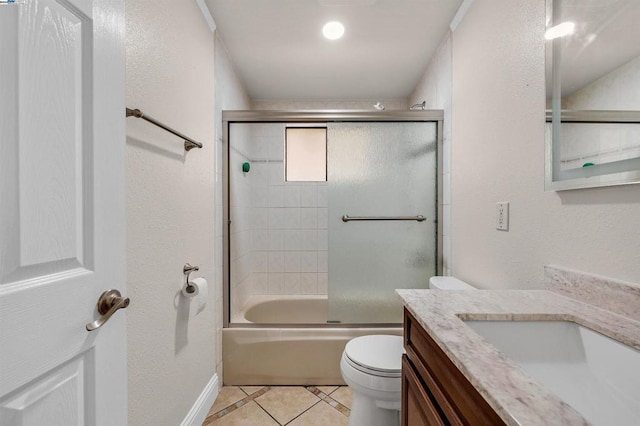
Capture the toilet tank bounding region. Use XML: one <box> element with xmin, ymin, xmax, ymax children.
<box><xmin>428</xmin><ymin>276</ymin><xmax>476</xmax><ymax>290</ymax></box>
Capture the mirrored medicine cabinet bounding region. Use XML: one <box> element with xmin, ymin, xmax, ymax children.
<box><xmin>545</xmin><ymin>0</ymin><xmax>640</xmax><ymax>190</ymax></box>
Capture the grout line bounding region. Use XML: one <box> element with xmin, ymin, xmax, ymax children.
<box><xmin>283</xmin><ymin>399</ymin><xmax>325</xmax><ymax>425</ymax></box>
<box><xmin>204</xmin><ymin>386</ymin><xmax>350</xmax><ymax>424</ymax></box>
<box><xmin>255</xmin><ymin>400</ymin><xmax>284</xmax><ymax>426</ymax></box>
<box><xmin>305</xmin><ymin>386</ymin><xmax>351</xmax><ymax>417</ymax></box>
<box><xmin>204</xmin><ymin>386</ymin><xmax>271</xmax><ymax>422</ymax></box>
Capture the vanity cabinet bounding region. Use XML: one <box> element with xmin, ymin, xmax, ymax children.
<box><xmin>402</xmin><ymin>309</ymin><xmax>505</xmax><ymax>426</ymax></box>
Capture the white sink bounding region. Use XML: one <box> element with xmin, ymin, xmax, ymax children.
<box><xmin>464</xmin><ymin>320</ymin><xmax>640</xmax><ymax>426</ymax></box>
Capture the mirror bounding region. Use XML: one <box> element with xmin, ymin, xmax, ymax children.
<box><xmin>545</xmin><ymin>0</ymin><xmax>640</xmax><ymax>190</ymax></box>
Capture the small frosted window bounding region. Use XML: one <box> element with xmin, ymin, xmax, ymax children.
<box><xmin>285</xmin><ymin>128</ymin><xmax>327</xmax><ymax>181</ymax></box>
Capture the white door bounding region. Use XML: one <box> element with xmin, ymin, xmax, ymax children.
<box><xmin>0</xmin><ymin>0</ymin><xmax>127</xmax><ymax>425</ymax></box>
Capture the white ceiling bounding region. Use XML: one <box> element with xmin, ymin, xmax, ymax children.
<box><xmin>205</xmin><ymin>0</ymin><xmax>464</xmax><ymax>100</ymax></box>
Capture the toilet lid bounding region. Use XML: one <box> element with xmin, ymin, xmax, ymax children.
<box><xmin>344</xmin><ymin>335</ymin><xmax>404</xmax><ymax>374</ymax></box>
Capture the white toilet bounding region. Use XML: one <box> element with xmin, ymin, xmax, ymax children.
<box><xmin>340</xmin><ymin>276</ymin><xmax>476</xmax><ymax>426</ymax></box>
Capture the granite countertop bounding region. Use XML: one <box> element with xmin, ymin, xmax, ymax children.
<box><xmin>396</xmin><ymin>288</ymin><xmax>640</xmax><ymax>426</ymax></box>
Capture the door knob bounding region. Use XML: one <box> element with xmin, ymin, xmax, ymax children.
<box><xmin>86</xmin><ymin>289</ymin><xmax>130</xmax><ymax>331</ymax></box>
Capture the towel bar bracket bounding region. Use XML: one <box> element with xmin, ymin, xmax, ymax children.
<box><xmin>125</xmin><ymin>107</ymin><xmax>203</xmax><ymax>152</ymax></box>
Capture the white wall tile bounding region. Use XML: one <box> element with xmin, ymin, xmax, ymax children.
<box><xmin>251</xmin><ymin>186</ymin><xmax>269</xmax><ymax>207</ymax></box>
<box><xmin>317</xmin><ymin>230</ymin><xmax>328</xmax><ymax>251</ymax></box>
<box><xmin>268</xmin><ymin>162</ymin><xmax>284</xmax><ymax>185</ymax></box>
<box><xmin>268</xmin><ymin>251</ymin><xmax>285</xmax><ymax>272</ymax></box>
<box><xmin>252</xmin><ymin>208</ymin><xmax>268</xmax><ymax>230</ymax></box>
<box><xmin>285</xmin><ymin>251</ymin><xmax>301</xmax><ymax>272</ymax></box>
<box><xmin>299</xmin><ymin>230</ymin><xmax>317</xmax><ymax>251</ymax></box>
<box><xmin>284</xmin><ymin>208</ymin><xmax>300</xmax><ymax>228</ymax></box>
<box><xmin>285</xmin><ymin>185</ymin><xmax>301</xmax><ymax>207</ymax></box>
<box><xmin>299</xmin><ymin>186</ymin><xmax>317</xmax><ymax>207</ymax></box>
<box><xmin>268</xmin><ymin>186</ymin><xmax>285</xmax><ymax>207</ymax></box>
<box><xmin>316</xmin><ymin>185</ymin><xmax>328</xmax><ymax>207</ymax></box>
<box><xmin>268</xmin><ymin>229</ymin><xmax>285</xmax><ymax>250</ymax></box>
<box><xmin>268</xmin><ymin>273</ymin><xmax>285</xmax><ymax>294</ymax></box>
<box><xmin>268</xmin><ymin>136</ymin><xmax>283</xmax><ymax>161</ymax></box>
<box><xmin>252</xmin><ymin>251</ymin><xmax>268</xmax><ymax>272</ymax></box>
<box><xmin>284</xmin><ymin>229</ymin><xmax>301</xmax><ymax>251</ymax></box>
<box><xmin>300</xmin><ymin>252</ymin><xmax>318</xmax><ymax>273</ymax></box>
<box><xmin>251</xmin><ymin>163</ymin><xmax>268</xmax><ymax>185</ymax></box>
<box><xmin>268</xmin><ymin>208</ymin><xmax>286</xmax><ymax>229</ymax></box>
<box><xmin>252</xmin><ymin>230</ymin><xmax>269</xmax><ymax>251</ymax></box>
<box><xmin>284</xmin><ymin>273</ymin><xmax>301</xmax><ymax>294</ymax></box>
<box><xmin>317</xmin><ymin>208</ymin><xmax>328</xmax><ymax>229</ymax></box>
<box><xmin>300</xmin><ymin>208</ymin><xmax>317</xmax><ymax>229</ymax></box>
<box><xmin>252</xmin><ymin>273</ymin><xmax>268</xmax><ymax>294</ymax></box>
<box><xmin>254</xmin><ymin>138</ymin><xmax>269</xmax><ymax>160</ymax></box>
<box><xmin>300</xmin><ymin>273</ymin><xmax>318</xmax><ymax>294</ymax></box>
<box><xmin>317</xmin><ymin>273</ymin><xmax>328</xmax><ymax>294</ymax></box>
<box><xmin>317</xmin><ymin>251</ymin><xmax>328</xmax><ymax>273</ymax></box>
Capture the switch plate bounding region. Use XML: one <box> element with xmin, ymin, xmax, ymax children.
<box><xmin>496</xmin><ymin>202</ymin><xmax>509</xmax><ymax>231</ymax></box>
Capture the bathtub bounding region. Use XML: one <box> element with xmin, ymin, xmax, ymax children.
<box><xmin>223</xmin><ymin>295</ymin><xmax>402</xmax><ymax>385</ymax></box>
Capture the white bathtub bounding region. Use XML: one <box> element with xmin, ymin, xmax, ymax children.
<box><xmin>223</xmin><ymin>295</ymin><xmax>402</xmax><ymax>385</ymax></box>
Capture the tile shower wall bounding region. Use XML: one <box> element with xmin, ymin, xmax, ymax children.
<box><xmin>250</xmin><ymin>125</ymin><xmax>329</xmax><ymax>297</ymax></box>
<box><xmin>229</xmin><ymin>123</ymin><xmax>329</xmax><ymax>318</ymax></box>
<box><xmin>229</xmin><ymin>124</ymin><xmax>254</xmax><ymax>317</ymax></box>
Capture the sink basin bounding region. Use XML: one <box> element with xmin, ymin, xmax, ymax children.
<box><xmin>464</xmin><ymin>320</ymin><xmax>640</xmax><ymax>426</ymax></box>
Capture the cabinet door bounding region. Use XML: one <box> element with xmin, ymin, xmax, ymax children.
<box><xmin>402</xmin><ymin>355</ymin><xmax>445</xmax><ymax>426</ymax></box>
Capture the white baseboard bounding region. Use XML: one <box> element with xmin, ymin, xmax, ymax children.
<box><xmin>181</xmin><ymin>373</ymin><xmax>219</xmax><ymax>426</ymax></box>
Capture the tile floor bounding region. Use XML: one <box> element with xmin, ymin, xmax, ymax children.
<box><xmin>202</xmin><ymin>385</ymin><xmax>352</xmax><ymax>426</ymax></box>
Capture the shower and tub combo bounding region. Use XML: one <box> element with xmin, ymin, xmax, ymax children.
<box><xmin>221</xmin><ymin>110</ymin><xmax>444</xmax><ymax>389</ymax></box>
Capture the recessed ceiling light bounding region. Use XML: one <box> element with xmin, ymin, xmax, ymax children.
<box><xmin>322</xmin><ymin>21</ymin><xmax>345</xmax><ymax>40</ymax></box>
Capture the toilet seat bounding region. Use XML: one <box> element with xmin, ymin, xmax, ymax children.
<box><xmin>343</xmin><ymin>335</ymin><xmax>404</xmax><ymax>378</ymax></box>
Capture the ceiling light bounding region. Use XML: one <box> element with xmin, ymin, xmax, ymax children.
<box><xmin>322</xmin><ymin>21</ymin><xmax>345</xmax><ymax>40</ymax></box>
<box><xmin>544</xmin><ymin>22</ymin><xmax>575</xmax><ymax>40</ymax></box>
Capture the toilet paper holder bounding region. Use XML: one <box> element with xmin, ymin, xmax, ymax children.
<box><xmin>183</xmin><ymin>263</ymin><xmax>199</xmax><ymax>296</ymax></box>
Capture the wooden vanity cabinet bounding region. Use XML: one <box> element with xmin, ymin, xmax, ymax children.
<box><xmin>402</xmin><ymin>309</ymin><xmax>506</xmax><ymax>426</ymax></box>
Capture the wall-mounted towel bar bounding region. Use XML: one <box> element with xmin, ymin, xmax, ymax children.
<box><xmin>126</xmin><ymin>108</ymin><xmax>203</xmax><ymax>152</ymax></box>
<box><xmin>342</xmin><ymin>215</ymin><xmax>426</xmax><ymax>222</ymax></box>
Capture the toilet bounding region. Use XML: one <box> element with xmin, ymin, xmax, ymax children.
<box><xmin>340</xmin><ymin>276</ymin><xmax>476</xmax><ymax>426</ymax></box>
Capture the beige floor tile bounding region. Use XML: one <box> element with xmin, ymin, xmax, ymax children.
<box><xmin>240</xmin><ymin>386</ymin><xmax>265</xmax><ymax>396</ymax></box>
<box><xmin>204</xmin><ymin>401</ymin><xmax>278</xmax><ymax>426</ymax></box>
<box><xmin>208</xmin><ymin>387</ymin><xmax>247</xmax><ymax>415</ymax></box>
<box><xmin>254</xmin><ymin>387</ymin><xmax>320</xmax><ymax>425</ymax></box>
<box><xmin>330</xmin><ymin>386</ymin><xmax>353</xmax><ymax>408</ymax></box>
<box><xmin>315</xmin><ymin>386</ymin><xmax>338</xmax><ymax>396</ymax></box>
<box><xmin>288</xmin><ymin>400</ymin><xmax>349</xmax><ymax>426</ymax></box>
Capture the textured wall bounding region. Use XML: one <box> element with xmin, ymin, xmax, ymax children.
<box><xmin>450</xmin><ymin>0</ymin><xmax>640</xmax><ymax>288</ymax></box>
<box><xmin>125</xmin><ymin>1</ymin><xmax>216</xmax><ymax>424</ymax></box>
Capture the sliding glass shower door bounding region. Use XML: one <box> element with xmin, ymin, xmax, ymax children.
<box><xmin>327</xmin><ymin>122</ymin><xmax>437</xmax><ymax>324</ymax></box>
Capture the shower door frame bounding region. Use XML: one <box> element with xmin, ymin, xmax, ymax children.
<box><xmin>222</xmin><ymin>110</ymin><xmax>444</xmax><ymax>328</ymax></box>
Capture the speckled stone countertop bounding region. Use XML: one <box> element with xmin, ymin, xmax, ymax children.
<box><xmin>396</xmin><ymin>288</ymin><xmax>640</xmax><ymax>426</ymax></box>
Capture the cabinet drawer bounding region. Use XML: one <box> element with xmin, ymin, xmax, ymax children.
<box><xmin>402</xmin><ymin>355</ymin><xmax>445</xmax><ymax>426</ymax></box>
<box><xmin>404</xmin><ymin>309</ymin><xmax>505</xmax><ymax>425</ymax></box>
